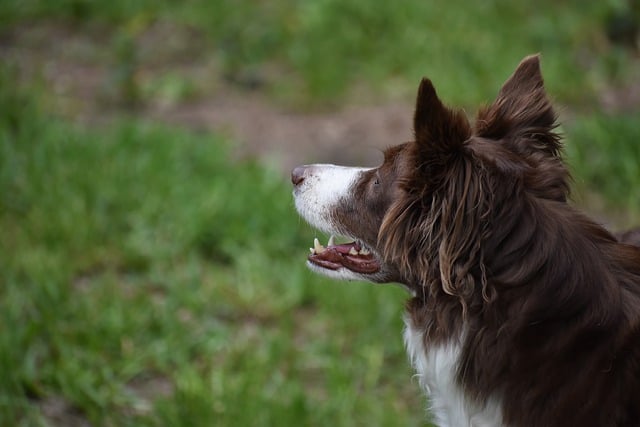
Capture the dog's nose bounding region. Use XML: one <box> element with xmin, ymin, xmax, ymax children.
<box><xmin>291</xmin><ymin>166</ymin><xmax>306</xmax><ymax>186</ymax></box>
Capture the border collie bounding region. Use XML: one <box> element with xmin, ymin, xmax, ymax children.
<box><xmin>291</xmin><ymin>55</ymin><xmax>640</xmax><ymax>427</ymax></box>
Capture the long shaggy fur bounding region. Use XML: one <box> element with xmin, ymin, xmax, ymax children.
<box><xmin>293</xmin><ymin>54</ymin><xmax>640</xmax><ymax>427</ymax></box>
<box><xmin>380</xmin><ymin>55</ymin><xmax>640</xmax><ymax>426</ymax></box>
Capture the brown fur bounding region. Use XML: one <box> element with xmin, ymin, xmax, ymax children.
<box><xmin>373</xmin><ymin>55</ymin><xmax>640</xmax><ymax>426</ymax></box>
<box><xmin>294</xmin><ymin>54</ymin><xmax>640</xmax><ymax>426</ymax></box>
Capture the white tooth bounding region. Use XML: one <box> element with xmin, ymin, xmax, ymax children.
<box><xmin>327</xmin><ymin>235</ymin><xmax>335</xmax><ymax>247</ymax></box>
<box><xmin>314</xmin><ymin>238</ymin><xmax>325</xmax><ymax>254</ymax></box>
<box><xmin>310</xmin><ymin>248</ymin><xmax>315</xmax><ymax>254</ymax></box>
<box><xmin>349</xmin><ymin>247</ymin><xmax>358</xmax><ymax>256</ymax></box>
<box><xmin>360</xmin><ymin>248</ymin><xmax>370</xmax><ymax>255</ymax></box>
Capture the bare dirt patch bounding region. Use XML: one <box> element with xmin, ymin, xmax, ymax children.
<box><xmin>3</xmin><ymin>23</ymin><xmax>415</xmax><ymax>175</ymax></box>
<box><xmin>150</xmin><ymin>93</ymin><xmax>413</xmax><ymax>173</ymax></box>
<box><xmin>37</xmin><ymin>395</ymin><xmax>91</xmax><ymax>427</ymax></box>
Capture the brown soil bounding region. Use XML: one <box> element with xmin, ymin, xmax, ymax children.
<box><xmin>150</xmin><ymin>94</ymin><xmax>413</xmax><ymax>173</ymax></box>
<box><xmin>2</xmin><ymin>24</ymin><xmax>416</xmax><ymax>177</ymax></box>
<box><xmin>3</xmin><ymin>23</ymin><xmax>639</xmax><ymax>179</ymax></box>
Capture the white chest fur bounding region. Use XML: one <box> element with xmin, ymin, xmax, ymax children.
<box><xmin>403</xmin><ymin>319</ymin><xmax>504</xmax><ymax>427</ymax></box>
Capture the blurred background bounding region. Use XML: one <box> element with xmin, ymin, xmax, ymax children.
<box><xmin>1</xmin><ymin>1</ymin><xmax>639</xmax><ymax>426</ymax></box>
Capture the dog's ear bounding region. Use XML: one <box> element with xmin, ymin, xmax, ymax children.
<box><xmin>475</xmin><ymin>54</ymin><xmax>560</xmax><ymax>156</ymax></box>
<box><xmin>414</xmin><ymin>78</ymin><xmax>471</xmax><ymax>162</ymax></box>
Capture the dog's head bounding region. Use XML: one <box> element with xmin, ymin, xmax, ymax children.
<box><xmin>292</xmin><ymin>55</ymin><xmax>568</xmax><ymax>296</ymax></box>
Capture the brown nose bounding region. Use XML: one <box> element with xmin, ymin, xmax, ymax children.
<box><xmin>291</xmin><ymin>166</ymin><xmax>306</xmax><ymax>186</ymax></box>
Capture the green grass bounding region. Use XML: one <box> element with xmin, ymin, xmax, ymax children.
<box><xmin>0</xmin><ymin>68</ymin><xmax>422</xmax><ymax>426</ymax></box>
<box><xmin>1</xmin><ymin>0</ymin><xmax>637</xmax><ymax>106</ymax></box>
<box><xmin>1</xmin><ymin>1</ymin><xmax>639</xmax><ymax>426</ymax></box>
<box><xmin>565</xmin><ymin>113</ymin><xmax>640</xmax><ymax>224</ymax></box>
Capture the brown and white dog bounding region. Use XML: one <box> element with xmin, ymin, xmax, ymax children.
<box><xmin>291</xmin><ymin>55</ymin><xmax>640</xmax><ymax>427</ymax></box>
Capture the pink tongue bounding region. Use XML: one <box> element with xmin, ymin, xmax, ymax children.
<box><xmin>308</xmin><ymin>242</ymin><xmax>380</xmax><ymax>274</ymax></box>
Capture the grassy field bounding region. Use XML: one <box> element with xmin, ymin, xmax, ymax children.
<box><xmin>1</xmin><ymin>1</ymin><xmax>639</xmax><ymax>426</ymax></box>
<box><xmin>0</xmin><ymin>71</ymin><xmax>418</xmax><ymax>426</ymax></box>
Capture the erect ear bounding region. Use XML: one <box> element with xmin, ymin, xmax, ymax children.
<box><xmin>475</xmin><ymin>55</ymin><xmax>559</xmax><ymax>155</ymax></box>
<box><xmin>413</xmin><ymin>78</ymin><xmax>471</xmax><ymax>159</ymax></box>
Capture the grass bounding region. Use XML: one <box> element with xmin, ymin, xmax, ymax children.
<box><xmin>1</xmin><ymin>0</ymin><xmax>638</xmax><ymax>106</ymax></box>
<box><xmin>567</xmin><ymin>113</ymin><xmax>640</xmax><ymax>214</ymax></box>
<box><xmin>1</xmin><ymin>1</ymin><xmax>639</xmax><ymax>426</ymax></box>
<box><xmin>0</xmin><ymin>67</ymin><xmax>421</xmax><ymax>426</ymax></box>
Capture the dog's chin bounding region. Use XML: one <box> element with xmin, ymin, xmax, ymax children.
<box><xmin>307</xmin><ymin>261</ymin><xmax>378</xmax><ymax>283</ymax></box>
<box><xmin>306</xmin><ymin>260</ymin><xmax>388</xmax><ymax>283</ymax></box>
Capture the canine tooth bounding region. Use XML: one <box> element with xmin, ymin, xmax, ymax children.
<box><xmin>314</xmin><ymin>238</ymin><xmax>325</xmax><ymax>254</ymax></box>
<box><xmin>327</xmin><ymin>235</ymin><xmax>335</xmax><ymax>247</ymax></box>
<box><xmin>310</xmin><ymin>248</ymin><xmax>315</xmax><ymax>254</ymax></box>
<box><xmin>349</xmin><ymin>247</ymin><xmax>358</xmax><ymax>256</ymax></box>
<box><xmin>360</xmin><ymin>247</ymin><xmax>370</xmax><ymax>255</ymax></box>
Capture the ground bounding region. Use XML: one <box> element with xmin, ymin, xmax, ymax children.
<box><xmin>5</xmin><ymin>24</ymin><xmax>639</xmax><ymax>177</ymax></box>
<box><xmin>2</xmin><ymin>20</ymin><xmax>639</xmax><ymax>427</ymax></box>
<box><xmin>4</xmin><ymin>24</ymin><xmax>416</xmax><ymax>175</ymax></box>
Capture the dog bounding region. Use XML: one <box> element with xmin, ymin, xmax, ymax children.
<box><xmin>291</xmin><ymin>55</ymin><xmax>640</xmax><ymax>427</ymax></box>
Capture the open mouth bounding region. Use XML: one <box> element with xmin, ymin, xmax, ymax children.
<box><xmin>308</xmin><ymin>235</ymin><xmax>381</xmax><ymax>274</ymax></box>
